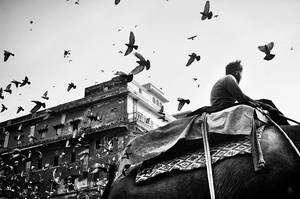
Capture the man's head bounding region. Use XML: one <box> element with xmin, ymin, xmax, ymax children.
<box><xmin>226</xmin><ymin>60</ymin><xmax>243</xmax><ymax>83</ymax></box>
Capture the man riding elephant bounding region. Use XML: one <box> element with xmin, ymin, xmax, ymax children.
<box><xmin>210</xmin><ymin>60</ymin><xmax>289</xmax><ymax>125</ymax></box>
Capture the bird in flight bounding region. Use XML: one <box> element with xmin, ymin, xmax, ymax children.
<box><xmin>64</xmin><ymin>50</ymin><xmax>71</xmax><ymax>58</ymax></box>
<box><xmin>17</xmin><ymin>106</ymin><xmax>24</xmax><ymax>114</ymax></box>
<box><xmin>1</xmin><ymin>104</ymin><xmax>8</xmax><ymax>112</ymax></box>
<box><xmin>186</xmin><ymin>53</ymin><xmax>201</xmax><ymax>66</ymax></box>
<box><xmin>115</xmin><ymin>0</ymin><xmax>121</xmax><ymax>5</ymax></box>
<box><xmin>4</xmin><ymin>84</ymin><xmax>12</xmax><ymax>94</ymax></box>
<box><xmin>20</xmin><ymin>76</ymin><xmax>31</xmax><ymax>87</ymax></box>
<box><xmin>4</xmin><ymin>50</ymin><xmax>15</xmax><ymax>62</ymax></box>
<box><xmin>124</xmin><ymin>31</ymin><xmax>138</xmax><ymax>56</ymax></box>
<box><xmin>30</xmin><ymin>100</ymin><xmax>46</xmax><ymax>113</ymax></box>
<box><xmin>187</xmin><ymin>35</ymin><xmax>197</xmax><ymax>40</ymax></box>
<box><xmin>258</xmin><ymin>42</ymin><xmax>275</xmax><ymax>61</ymax></box>
<box><xmin>11</xmin><ymin>80</ymin><xmax>21</xmax><ymax>88</ymax></box>
<box><xmin>0</xmin><ymin>88</ymin><xmax>4</xmax><ymax>99</ymax></box>
<box><xmin>67</xmin><ymin>82</ymin><xmax>76</xmax><ymax>91</ymax></box>
<box><xmin>177</xmin><ymin>97</ymin><xmax>190</xmax><ymax>111</ymax></box>
<box><xmin>200</xmin><ymin>1</ymin><xmax>213</xmax><ymax>20</ymax></box>
<box><xmin>129</xmin><ymin>52</ymin><xmax>151</xmax><ymax>75</ymax></box>
<box><xmin>41</xmin><ymin>91</ymin><xmax>49</xmax><ymax>100</ymax></box>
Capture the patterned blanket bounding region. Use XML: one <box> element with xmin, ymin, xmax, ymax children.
<box><xmin>136</xmin><ymin>136</ymin><xmax>252</xmax><ymax>183</ymax></box>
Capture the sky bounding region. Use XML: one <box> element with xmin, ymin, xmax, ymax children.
<box><xmin>0</xmin><ymin>0</ymin><xmax>300</xmax><ymax>123</ymax></box>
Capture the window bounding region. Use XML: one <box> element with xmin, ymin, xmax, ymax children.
<box><xmin>61</xmin><ymin>114</ymin><xmax>66</xmax><ymax>124</ymax></box>
<box><xmin>95</xmin><ymin>139</ymin><xmax>103</xmax><ymax>149</ymax></box>
<box><xmin>26</xmin><ymin>161</ymin><xmax>31</xmax><ymax>171</ymax></box>
<box><xmin>71</xmin><ymin>151</ymin><xmax>76</xmax><ymax>163</ymax></box>
<box><xmin>29</xmin><ymin>126</ymin><xmax>35</xmax><ymax>142</ymax></box>
<box><xmin>152</xmin><ymin>97</ymin><xmax>155</xmax><ymax>104</ymax></box>
<box><xmin>117</xmin><ymin>137</ymin><xmax>124</xmax><ymax>150</ymax></box>
<box><xmin>40</xmin><ymin>131</ymin><xmax>47</xmax><ymax>139</ymax></box>
<box><xmin>139</xmin><ymin>88</ymin><xmax>142</xmax><ymax>94</ymax></box>
<box><xmin>156</xmin><ymin>99</ymin><xmax>159</xmax><ymax>106</ymax></box>
<box><xmin>93</xmin><ymin>171</ymin><xmax>100</xmax><ymax>182</ymax></box>
<box><xmin>66</xmin><ymin>176</ymin><xmax>75</xmax><ymax>192</ymax></box>
<box><xmin>3</xmin><ymin>131</ymin><xmax>9</xmax><ymax>148</ymax></box>
<box><xmin>53</xmin><ymin>155</ymin><xmax>59</xmax><ymax>166</ymax></box>
<box><xmin>72</xmin><ymin>121</ymin><xmax>79</xmax><ymax>131</ymax></box>
<box><xmin>51</xmin><ymin>181</ymin><xmax>57</xmax><ymax>192</ymax></box>
<box><xmin>56</xmin><ymin>128</ymin><xmax>62</xmax><ymax>136</ymax></box>
<box><xmin>37</xmin><ymin>158</ymin><xmax>43</xmax><ymax>170</ymax></box>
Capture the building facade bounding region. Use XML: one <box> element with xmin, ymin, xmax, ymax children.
<box><xmin>0</xmin><ymin>76</ymin><xmax>175</xmax><ymax>199</ymax></box>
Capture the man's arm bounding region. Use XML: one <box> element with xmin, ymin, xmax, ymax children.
<box><xmin>224</xmin><ymin>75</ymin><xmax>258</xmax><ymax>106</ymax></box>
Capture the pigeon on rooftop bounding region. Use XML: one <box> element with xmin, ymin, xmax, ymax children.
<box><xmin>124</xmin><ymin>31</ymin><xmax>138</xmax><ymax>56</ymax></box>
<box><xmin>200</xmin><ymin>1</ymin><xmax>213</xmax><ymax>20</ymax></box>
<box><xmin>4</xmin><ymin>50</ymin><xmax>14</xmax><ymax>62</ymax></box>
<box><xmin>258</xmin><ymin>42</ymin><xmax>275</xmax><ymax>61</ymax></box>
<box><xmin>186</xmin><ymin>53</ymin><xmax>201</xmax><ymax>66</ymax></box>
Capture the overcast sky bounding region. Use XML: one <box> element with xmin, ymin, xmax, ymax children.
<box><xmin>1</xmin><ymin>0</ymin><xmax>300</xmax><ymax>123</ymax></box>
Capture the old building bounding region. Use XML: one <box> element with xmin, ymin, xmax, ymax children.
<box><xmin>0</xmin><ymin>76</ymin><xmax>175</xmax><ymax>199</ymax></box>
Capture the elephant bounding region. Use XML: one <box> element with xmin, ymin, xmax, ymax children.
<box><xmin>102</xmin><ymin>124</ymin><xmax>300</xmax><ymax>199</ymax></box>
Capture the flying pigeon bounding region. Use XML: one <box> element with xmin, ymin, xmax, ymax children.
<box><xmin>177</xmin><ymin>97</ymin><xmax>190</xmax><ymax>111</ymax></box>
<box><xmin>4</xmin><ymin>84</ymin><xmax>12</xmax><ymax>94</ymax></box>
<box><xmin>30</xmin><ymin>100</ymin><xmax>46</xmax><ymax>113</ymax></box>
<box><xmin>214</xmin><ymin>14</ymin><xmax>219</xmax><ymax>18</ymax></box>
<box><xmin>0</xmin><ymin>88</ymin><xmax>4</xmax><ymax>99</ymax></box>
<box><xmin>114</xmin><ymin>71</ymin><xmax>133</xmax><ymax>82</ymax></box>
<box><xmin>75</xmin><ymin>0</ymin><xmax>79</xmax><ymax>5</ymax></box>
<box><xmin>134</xmin><ymin>52</ymin><xmax>150</xmax><ymax>70</ymax></box>
<box><xmin>4</xmin><ymin>50</ymin><xmax>15</xmax><ymax>62</ymax></box>
<box><xmin>186</xmin><ymin>53</ymin><xmax>201</xmax><ymax>66</ymax></box>
<box><xmin>41</xmin><ymin>91</ymin><xmax>49</xmax><ymax>100</ymax></box>
<box><xmin>200</xmin><ymin>1</ymin><xmax>213</xmax><ymax>20</ymax></box>
<box><xmin>67</xmin><ymin>82</ymin><xmax>76</xmax><ymax>91</ymax></box>
<box><xmin>124</xmin><ymin>31</ymin><xmax>138</xmax><ymax>56</ymax></box>
<box><xmin>17</xmin><ymin>106</ymin><xmax>24</xmax><ymax>114</ymax></box>
<box><xmin>20</xmin><ymin>76</ymin><xmax>31</xmax><ymax>87</ymax></box>
<box><xmin>64</xmin><ymin>50</ymin><xmax>71</xmax><ymax>58</ymax></box>
<box><xmin>129</xmin><ymin>52</ymin><xmax>151</xmax><ymax>75</ymax></box>
<box><xmin>11</xmin><ymin>80</ymin><xmax>21</xmax><ymax>88</ymax></box>
<box><xmin>193</xmin><ymin>78</ymin><xmax>198</xmax><ymax>81</ymax></box>
<box><xmin>258</xmin><ymin>42</ymin><xmax>275</xmax><ymax>61</ymax></box>
<box><xmin>1</xmin><ymin>104</ymin><xmax>7</xmax><ymax>112</ymax></box>
<box><xmin>92</xmin><ymin>163</ymin><xmax>107</xmax><ymax>174</ymax></box>
<box><xmin>115</xmin><ymin>0</ymin><xmax>121</xmax><ymax>5</ymax></box>
<box><xmin>188</xmin><ymin>35</ymin><xmax>197</xmax><ymax>40</ymax></box>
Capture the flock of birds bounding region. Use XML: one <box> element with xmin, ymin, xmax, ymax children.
<box><xmin>0</xmin><ymin>0</ymin><xmax>294</xmax><ymax>197</ymax></box>
<box><xmin>0</xmin><ymin>0</ymin><xmax>281</xmax><ymax>121</ymax></box>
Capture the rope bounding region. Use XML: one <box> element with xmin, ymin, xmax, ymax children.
<box><xmin>201</xmin><ymin>113</ymin><xmax>216</xmax><ymax>199</ymax></box>
<box><xmin>257</xmin><ymin>108</ymin><xmax>300</xmax><ymax>158</ymax></box>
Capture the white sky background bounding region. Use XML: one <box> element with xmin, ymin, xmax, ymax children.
<box><xmin>0</xmin><ymin>0</ymin><xmax>300</xmax><ymax>123</ymax></box>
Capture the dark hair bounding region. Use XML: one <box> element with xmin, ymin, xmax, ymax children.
<box><xmin>225</xmin><ymin>60</ymin><xmax>242</xmax><ymax>75</ymax></box>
